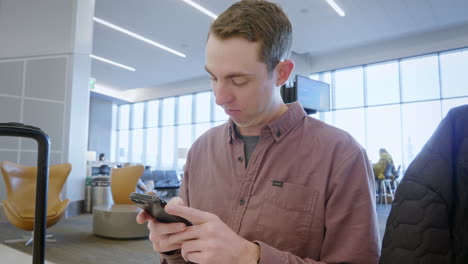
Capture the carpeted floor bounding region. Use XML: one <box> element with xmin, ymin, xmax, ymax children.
<box><xmin>0</xmin><ymin>213</ymin><xmax>160</xmax><ymax>264</ymax></box>
<box><xmin>0</xmin><ymin>204</ymin><xmax>392</xmax><ymax>264</ymax></box>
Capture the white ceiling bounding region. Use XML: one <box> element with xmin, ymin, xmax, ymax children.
<box><xmin>92</xmin><ymin>0</ymin><xmax>468</xmax><ymax>91</ymax></box>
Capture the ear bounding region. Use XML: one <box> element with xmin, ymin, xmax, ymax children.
<box><xmin>275</xmin><ymin>59</ymin><xmax>295</xmax><ymax>86</ymax></box>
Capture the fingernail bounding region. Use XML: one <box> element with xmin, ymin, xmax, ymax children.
<box><xmin>178</xmin><ymin>224</ymin><xmax>185</xmax><ymax>231</ymax></box>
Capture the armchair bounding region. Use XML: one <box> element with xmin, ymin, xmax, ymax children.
<box><xmin>92</xmin><ymin>164</ymin><xmax>150</xmax><ymax>238</ymax></box>
<box><xmin>1</xmin><ymin>161</ymin><xmax>71</xmax><ymax>246</ymax></box>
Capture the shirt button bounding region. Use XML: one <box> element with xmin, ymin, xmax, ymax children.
<box><xmin>276</xmin><ymin>130</ymin><xmax>281</xmax><ymax>137</ymax></box>
<box><xmin>240</xmin><ymin>199</ymin><xmax>246</xmax><ymax>205</ymax></box>
<box><xmin>237</xmin><ymin>156</ymin><xmax>244</xmax><ymax>162</ymax></box>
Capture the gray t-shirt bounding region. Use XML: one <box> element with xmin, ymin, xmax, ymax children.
<box><xmin>241</xmin><ymin>135</ymin><xmax>260</xmax><ymax>167</ymax></box>
<box><xmin>234</xmin><ymin>125</ymin><xmax>260</xmax><ymax>167</ymax></box>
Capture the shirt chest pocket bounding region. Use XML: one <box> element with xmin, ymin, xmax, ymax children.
<box><xmin>255</xmin><ymin>181</ymin><xmax>319</xmax><ymax>251</ymax></box>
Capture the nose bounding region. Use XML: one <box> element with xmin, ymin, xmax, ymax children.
<box><xmin>213</xmin><ymin>81</ymin><xmax>234</xmax><ymax>107</ymax></box>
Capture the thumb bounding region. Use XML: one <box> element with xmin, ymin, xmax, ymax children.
<box><xmin>167</xmin><ymin>197</ymin><xmax>186</xmax><ymax>207</ymax></box>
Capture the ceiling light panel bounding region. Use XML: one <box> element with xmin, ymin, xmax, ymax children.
<box><xmin>90</xmin><ymin>54</ymin><xmax>136</xmax><ymax>72</ymax></box>
<box><xmin>93</xmin><ymin>17</ymin><xmax>187</xmax><ymax>58</ymax></box>
<box><xmin>326</xmin><ymin>0</ymin><xmax>346</xmax><ymax>17</ymax></box>
<box><xmin>182</xmin><ymin>0</ymin><xmax>218</xmax><ymax>19</ymax></box>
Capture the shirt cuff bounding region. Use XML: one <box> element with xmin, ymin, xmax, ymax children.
<box><xmin>159</xmin><ymin>251</ymin><xmax>186</xmax><ymax>264</ymax></box>
<box><xmin>254</xmin><ymin>240</ymin><xmax>285</xmax><ymax>264</ymax></box>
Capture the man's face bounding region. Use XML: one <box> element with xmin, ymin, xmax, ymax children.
<box><xmin>205</xmin><ymin>35</ymin><xmax>280</xmax><ymax>130</ymax></box>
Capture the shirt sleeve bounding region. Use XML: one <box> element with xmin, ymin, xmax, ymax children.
<box><xmin>256</xmin><ymin>149</ymin><xmax>381</xmax><ymax>264</ymax></box>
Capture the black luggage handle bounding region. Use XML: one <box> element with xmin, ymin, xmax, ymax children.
<box><xmin>0</xmin><ymin>122</ymin><xmax>50</xmax><ymax>264</ymax></box>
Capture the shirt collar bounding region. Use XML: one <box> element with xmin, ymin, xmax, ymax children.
<box><xmin>227</xmin><ymin>101</ymin><xmax>306</xmax><ymax>143</ymax></box>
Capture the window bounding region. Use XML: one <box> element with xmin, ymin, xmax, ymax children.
<box><xmin>194</xmin><ymin>123</ymin><xmax>211</xmax><ymax>141</ymax></box>
<box><xmin>110</xmin><ymin>130</ymin><xmax>116</xmax><ymax>162</ymax></box>
<box><xmin>309</xmin><ymin>73</ymin><xmax>320</xmax><ymax>81</ymax></box>
<box><xmin>195</xmin><ymin>92</ymin><xmax>211</xmax><ymax>123</ymax></box>
<box><xmin>401</xmin><ymin>101</ymin><xmax>441</xmax><ymax>169</ymax></box>
<box><xmin>213</xmin><ymin>92</ymin><xmax>229</xmax><ymax>122</ymax></box>
<box><xmin>111</xmin><ymin>104</ymin><xmax>118</xmax><ymax>130</ymax></box>
<box><xmin>117</xmin><ymin>130</ymin><xmax>129</xmax><ymax>162</ymax></box>
<box><xmin>161</xmin><ymin>97</ymin><xmax>175</xmax><ymax>126</ymax></box>
<box><xmin>440</xmin><ymin>49</ymin><xmax>468</xmax><ymax>98</ymax></box>
<box><xmin>130</xmin><ymin>129</ymin><xmax>144</xmax><ymax>163</ymax></box>
<box><xmin>366</xmin><ymin>61</ymin><xmax>400</xmax><ymax>106</ymax></box>
<box><xmin>321</xmin><ymin>72</ymin><xmax>331</xmax><ymax>85</ymax></box>
<box><xmin>132</xmin><ymin>103</ymin><xmax>144</xmax><ymax>129</ymax></box>
<box><xmin>333</xmin><ymin>108</ymin><xmax>366</xmax><ymax>148</ymax></box>
<box><xmin>366</xmin><ymin>105</ymin><xmax>402</xmax><ymax>166</ymax></box>
<box><xmin>178</xmin><ymin>95</ymin><xmax>192</xmax><ymax>125</ymax></box>
<box><xmin>401</xmin><ymin>55</ymin><xmax>440</xmax><ymax>102</ymax></box>
<box><xmin>334</xmin><ymin>67</ymin><xmax>364</xmax><ymax>109</ymax></box>
<box><xmin>146</xmin><ymin>100</ymin><xmax>159</xmax><ymax>128</ymax></box>
<box><xmin>110</xmin><ymin>48</ymin><xmax>468</xmax><ymax>171</ymax></box>
<box><xmin>145</xmin><ymin>128</ymin><xmax>159</xmax><ymax>168</ymax></box>
<box><xmin>118</xmin><ymin>105</ymin><xmax>129</xmax><ymax>130</ymax></box>
<box><xmin>110</xmin><ymin>104</ymin><xmax>117</xmax><ymax>161</ymax></box>
<box><xmin>160</xmin><ymin>126</ymin><xmax>175</xmax><ymax>169</ymax></box>
<box><xmin>177</xmin><ymin>124</ymin><xmax>192</xmax><ymax>170</ymax></box>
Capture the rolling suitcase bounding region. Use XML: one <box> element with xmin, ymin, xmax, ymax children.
<box><xmin>0</xmin><ymin>122</ymin><xmax>50</xmax><ymax>264</ymax></box>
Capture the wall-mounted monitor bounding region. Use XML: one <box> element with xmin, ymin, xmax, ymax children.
<box><xmin>295</xmin><ymin>75</ymin><xmax>330</xmax><ymax>113</ymax></box>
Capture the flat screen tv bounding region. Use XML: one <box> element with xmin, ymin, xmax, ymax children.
<box><xmin>295</xmin><ymin>75</ymin><xmax>330</xmax><ymax>112</ymax></box>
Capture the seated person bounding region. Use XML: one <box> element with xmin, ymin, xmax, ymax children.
<box><xmin>136</xmin><ymin>179</ymin><xmax>149</xmax><ymax>194</ymax></box>
<box><xmin>373</xmin><ymin>148</ymin><xmax>394</xmax><ymax>180</ymax></box>
<box><xmin>122</xmin><ymin>162</ymin><xmax>151</xmax><ymax>194</ymax></box>
<box><xmin>98</xmin><ymin>153</ymin><xmax>107</xmax><ymax>161</ymax></box>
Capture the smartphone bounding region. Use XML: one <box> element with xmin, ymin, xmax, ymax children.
<box><xmin>129</xmin><ymin>192</ymin><xmax>192</xmax><ymax>226</ymax></box>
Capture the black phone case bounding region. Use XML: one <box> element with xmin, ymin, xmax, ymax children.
<box><xmin>130</xmin><ymin>193</ymin><xmax>192</xmax><ymax>226</ymax></box>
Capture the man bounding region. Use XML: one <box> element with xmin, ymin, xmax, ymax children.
<box><xmin>137</xmin><ymin>1</ymin><xmax>380</xmax><ymax>263</ymax></box>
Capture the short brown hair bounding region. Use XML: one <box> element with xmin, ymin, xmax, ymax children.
<box><xmin>209</xmin><ymin>0</ymin><xmax>293</xmax><ymax>72</ymax></box>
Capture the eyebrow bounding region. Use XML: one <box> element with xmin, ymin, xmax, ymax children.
<box><xmin>204</xmin><ymin>65</ymin><xmax>254</xmax><ymax>79</ymax></box>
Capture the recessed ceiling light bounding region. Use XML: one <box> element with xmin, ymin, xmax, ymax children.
<box><xmin>182</xmin><ymin>0</ymin><xmax>218</xmax><ymax>19</ymax></box>
<box><xmin>90</xmin><ymin>54</ymin><xmax>136</xmax><ymax>72</ymax></box>
<box><xmin>326</xmin><ymin>0</ymin><xmax>346</xmax><ymax>17</ymax></box>
<box><xmin>93</xmin><ymin>17</ymin><xmax>187</xmax><ymax>58</ymax></box>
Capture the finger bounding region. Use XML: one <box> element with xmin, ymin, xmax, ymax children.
<box><xmin>149</xmin><ymin>231</ymin><xmax>183</xmax><ymax>253</ymax></box>
<box><xmin>157</xmin><ymin>243</ymin><xmax>182</xmax><ymax>254</ymax></box>
<box><xmin>167</xmin><ymin>197</ymin><xmax>186</xmax><ymax>206</ymax></box>
<box><xmin>185</xmin><ymin>251</ymin><xmax>206</xmax><ymax>264</ymax></box>
<box><xmin>165</xmin><ymin>225</ymin><xmax>199</xmax><ymax>245</ymax></box>
<box><xmin>165</xmin><ymin>204</ymin><xmax>213</xmax><ymax>225</ymax></box>
<box><xmin>136</xmin><ymin>210</ymin><xmax>151</xmax><ymax>224</ymax></box>
<box><xmin>147</xmin><ymin>221</ymin><xmax>187</xmax><ymax>236</ymax></box>
<box><xmin>180</xmin><ymin>239</ymin><xmax>204</xmax><ymax>261</ymax></box>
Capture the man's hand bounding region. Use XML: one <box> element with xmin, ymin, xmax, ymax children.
<box><xmin>136</xmin><ymin>197</ymin><xmax>188</xmax><ymax>253</ymax></box>
<box><xmin>164</xmin><ymin>199</ymin><xmax>261</xmax><ymax>264</ymax></box>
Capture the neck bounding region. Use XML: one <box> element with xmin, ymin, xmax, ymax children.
<box><xmin>238</xmin><ymin>104</ymin><xmax>288</xmax><ymax>136</ymax></box>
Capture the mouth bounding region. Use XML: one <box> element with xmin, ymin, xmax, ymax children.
<box><xmin>225</xmin><ymin>109</ymin><xmax>240</xmax><ymax>116</ymax></box>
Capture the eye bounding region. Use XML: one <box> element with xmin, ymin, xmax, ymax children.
<box><xmin>232</xmin><ymin>77</ymin><xmax>248</xmax><ymax>86</ymax></box>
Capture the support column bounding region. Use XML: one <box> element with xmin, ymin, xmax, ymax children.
<box><xmin>0</xmin><ymin>0</ymin><xmax>95</xmax><ymax>215</ymax></box>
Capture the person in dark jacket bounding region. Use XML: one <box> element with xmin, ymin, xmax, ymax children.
<box><xmin>380</xmin><ymin>104</ymin><xmax>468</xmax><ymax>264</ymax></box>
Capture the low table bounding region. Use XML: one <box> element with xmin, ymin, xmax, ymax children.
<box><xmin>93</xmin><ymin>204</ymin><xmax>149</xmax><ymax>239</ymax></box>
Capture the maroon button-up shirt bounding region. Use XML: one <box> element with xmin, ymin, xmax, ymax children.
<box><xmin>162</xmin><ymin>102</ymin><xmax>380</xmax><ymax>264</ymax></box>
